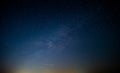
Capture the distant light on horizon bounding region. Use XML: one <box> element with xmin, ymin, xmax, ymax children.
<box><xmin>13</xmin><ymin>66</ymin><xmax>84</xmax><ymax>73</ymax></box>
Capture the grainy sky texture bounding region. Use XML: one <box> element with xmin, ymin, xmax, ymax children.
<box><xmin>0</xmin><ymin>0</ymin><xmax>119</xmax><ymax>69</ymax></box>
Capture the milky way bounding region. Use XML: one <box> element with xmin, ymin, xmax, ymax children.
<box><xmin>1</xmin><ymin>0</ymin><xmax>119</xmax><ymax>70</ymax></box>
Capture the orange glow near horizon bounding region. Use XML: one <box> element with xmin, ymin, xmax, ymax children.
<box><xmin>13</xmin><ymin>67</ymin><xmax>82</xmax><ymax>73</ymax></box>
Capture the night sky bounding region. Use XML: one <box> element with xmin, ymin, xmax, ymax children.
<box><xmin>0</xmin><ymin>0</ymin><xmax>119</xmax><ymax>70</ymax></box>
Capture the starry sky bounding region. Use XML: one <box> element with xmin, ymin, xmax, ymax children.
<box><xmin>0</xmin><ymin>0</ymin><xmax>119</xmax><ymax>69</ymax></box>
